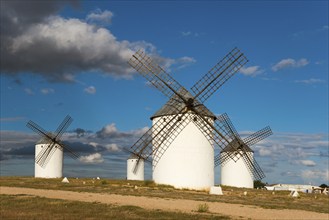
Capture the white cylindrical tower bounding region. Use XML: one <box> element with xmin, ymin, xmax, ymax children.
<box><xmin>34</xmin><ymin>141</ymin><xmax>63</xmax><ymax>178</ymax></box>
<box><xmin>220</xmin><ymin>145</ymin><xmax>254</xmax><ymax>188</ymax></box>
<box><xmin>152</xmin><ymin>112</ymin><xmax>215</xmax><ymax>190</ymax></box>
<box><xmin>127</xmin><ymin>155</ymin><xmax>144</xmax><ymax>181</ymax></box>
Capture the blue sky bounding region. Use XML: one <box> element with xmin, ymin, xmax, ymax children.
<box><xmin>1</xmin><ymin>0</ymin><xmax>328</xmax><ymax>186</ymax></box>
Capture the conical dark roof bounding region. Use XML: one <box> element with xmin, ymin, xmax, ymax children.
<box><xmin>221</xmin><ymin>138</ymin><xmax>253</xmax><ymax>153</ymax></box>
<box><xmin>150</xmin><ymin>90</ymin><xmax>216</xmax><ymax>120</ymax></box>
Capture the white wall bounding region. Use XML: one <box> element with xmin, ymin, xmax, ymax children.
<box><xmin>152</xmin><ymin>114</ymin><xmax>214</xmax><ymax>190</ymax></box>
<box><xmin>220</xmin><ymin>151</ymin><xmax>254</xmax><ymax>188</ymax></box>
<box><xmin>127</xmin><ymin>158</ymin><xmax>144</xmax><ymax>181</ymax></box>
<box><xmin>34</xmin><ymin>144</ymin><xmax>63</xmax><ymax>178</ymax></box>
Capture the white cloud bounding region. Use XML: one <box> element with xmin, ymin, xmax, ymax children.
<box><xmin>88</xmin><ymin>142</ymin><xmax>99</xmax><ymax>148</ymax></box>
<box><xmin>294</xmin><ymin>78</ymin><xmax>326</xmax><ymax>85</ymax></box>
<box><xmin>296</xmin><ymin>58</ymin><xmax>309</xmax><ymax>67</ymax></box>
<box><xmin>297</xmin><ymin>160</ymin><xmax>317</xmax><ymax>167</ymax></box>
<box><xmin>175</xmin><ymin>56</ymin><xmax>196</xmax><ymax>69</ymax></box>
<box><xmin>180</xmin><ymin>31</ymin><xmax>202</xmax><ymax>37</ymax></box>
<box><xmin>3</xmin><ymin>9</ymin><xmax>196</xmax><ymax>83</ymax></box>
<box><xmin>5</xmin><ymin>16</ymin><xmax>136</xmax><ymax>81</ymax></box>
<box><xmin>105</xmin><ymin>143</ymin><xmax>120</xmax><ymax>152</ymax></box>
<box><xmin>100</xmin><ymin>123</ymin><xmax>117</xmax><ymax>135</ymax></box>
<box><xmin>181</xmin><ymin>31</ymin><xmax>192</xmax><ymax>36</ymax></box>
<box><xmin>301</xmin><ymin>169</ymin><xmax>329</xmax><ymax>184</ymax></box>
<box><xmin>24</xmin><ymin>88</ymin><xmax>34</xmax><ymax>95</ymax></box>
<box><xmin>259</xmin><ymin>147</ymin><xmax>272</xmax><ymax>156</ymax></box>
<box><xmin>239</xmin><ymin>66</ymin><xmax>263</xmax><ymax>77</ymax></box>
<box><xmin>272</xmin><ymin>58</ymin><xmax>309</xmax><ymax>72</ymax></box>
<box><xmin>79</xmin><ymin>153</ymin><xmax>104</xmax><ymax>164</ymax></box>
<box><xmin>86</xmin><ymin>9</ymin><xmax>113</xmax><ymax>25</ymax></box>
<box><xmin>41</xmin><ymin>88</ymin><xmax>55</xmax><ymax>94</ymax></box>
<box><xmin>84</xmin><ymin>86</ymin><xmax>96</xmax><ymax>94</ymax></box>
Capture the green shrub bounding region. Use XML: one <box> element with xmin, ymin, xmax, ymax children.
<box><xmin>197</xmin><ymin>203</ymin><xmax>209</xmax><ymax>213</ymax></box>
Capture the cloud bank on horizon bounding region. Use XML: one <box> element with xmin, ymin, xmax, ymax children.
<box><xmin>1</xmin><ymin>127</ymin><xmax>328</xmax><ymax>184</ymax></box>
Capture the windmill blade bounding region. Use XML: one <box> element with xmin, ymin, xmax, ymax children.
<box><xmin>55</xmin><ymin>141</ymin><xmax>79</xmax><ymax>160</ymax></box>
<box><xmin>38</xmin><ymin>145</ymin><xmax>58</xmax><ymax>167</ymax></box>
<box><xmin>240</xmin><ymin>147</ymin><xmax>266</xmax><ymax>180</ymax></box>
<box><xmin>243</xmin><ymin>126</ymin><xmax>273</xmax><ymax>146</ymax></box>
<box><xmin>54</xmin><ymin>115</ymin><xmax>73</xmax><ymax>140</ymax></box>
<box><xmin>34</xmin><ymin>137</ymin><xmax>55</xmax><ymax>163</ymax></box>
<box><xmin>28</xmin><ymin>116</ymin><xmax>79</xmax><ymax>166</ymax></box>
<box><xmin>214</xmin><ymin>142</ymin><xmax>265</xmax><ymax>180</ymax></box>
<box><xmin>214</xmin><ymin>150</ymin><xmax>233</xmax><ymax>167</ymax></box>
<box><xmin>128</xmin><ymin>49</ymin><xmax>187</xmax><ymax>102</ymax></box>
<box><xmin>152</xmin><ymin>112</ymin><xmax>191</xmax><ymax>167</ymax></box>
<box><xmin>123</xmin><ymin>148</ymin><xmax>149</xmax><ymax>175</ymax></box>
<box><xmin>127</xmin><ymin>92</ymin><xmax>188</xmax><ymax>161</ymax></box>
<box><xmin>129</xmin><ymin>106</ymin><xmax>190</xmax><ymax>166</ymax></box>
<box><xmin>35</xmin><ymin>142</ymin><xmax>57</xmax><ymax>167</ymax></box>
<box><xmin>190</xmin><ymin>110</ymin><xmax>252</xmax><ymax>166</ymax></box>
<box><xmin>191</xmin><ymin>47</ymin><xmax>248</xmax><ymax>103</ymax></box>
<box><xmin>214</xmin><ymin>153</ymin><xmax>221</xmax><ymax>167</ymax></box>
<box><xmin>215</xmin><ymin>149</ymin><xmax>236</xmax><ymax>167</ymax></box>
<box><xmin>190</xmin><ymin>111</ymin><xmax>239</xmax><ymax>163</ymax></box>
<box><xmin>132</xmin><ymin>157</ymin><xmax>142</xmax><ymax>174</ymax></box>
<box><xmin>217</xmin><ymin>113</ymin><xmax>241</xmax><ymax>140</ymax></box>
<box><xmin>27</xmin><ymin>120</ymin><xmax>54</xmax><ymax>140</ymax></box>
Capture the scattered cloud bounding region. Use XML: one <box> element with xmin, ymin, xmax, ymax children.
<box><xmin>73</xmin><ymin>128</ymin><xmax>88</xmax><ymax>137</ymax></box>
<box><xmin>315</xmin><ymin>61</ymin><xmax>325</xmax><ymax>65</ymax></box>
<box><xmin>301</xmin><ymin>169</ymin><xmax>329</xmax><ymax>184</ymax></box>
<box><xmin>258</xmin><ymin>147</ymin><xmax>272</xmax><ymax>156</ymax></box>
<box><xmin>95</xmin><ymin>123</ymin><xmax>148</xmax><ymax>140</ymax></box>
<box><xmin>181</xmin><ymin>31</ymin><xmax>192</xmax><ymax>36</ymax></box>
<box><xmin>252</xmin><ymin>132</ymin><xmax>328</xmax><ymax>184</ymax></box>
<box><xmin>105</xmin><ymin>143</ymin><xmax>121</xmax><ymax>152</ymax></box>
<box><xmin>260</xmin><ymin>77</ymin><xmax>280</xmax><ymax>81</ymax></box>
<box><xmin>79</xmin><ymin>153</ymin><xmax>104</xmax><ymax>164</ymax></box>
<box><xmin>319</xmin><ymin>25</ymin><xmax>329</xmax><ymax>31</ymax></box>
<box><xmin>86</xmin><ymin>9</ymin><xmax>113</xmax><ymax>25</ymax></box>
<box><xmin>239</xmin><ymin>66</ymin><xmax>264</xmax><ymax>77</ymax></box>
<box><xmin>24</xmin><ymin>88</ymin><xmax>34</xmax><ymax>95</ymax></box>
<box><xmin>41</xmin><ymin>88</ymin><xmax>55</xmax><ymax>94</ymax></box>
<box><xmin>180</xmin><ymin>31</ymin><xmax>202</xmax><ymax>37</ymax></box>
<box><xmin>0</xmin><ymin>117</ymin><xmax>25</xmax><ymax>122</ymax></box>
<box><xmin>84</xmin><ymin>86</ymin><xmax>96</xmax><ymax>94</ymax></box>
<box><xmin>297</xmin><ymin>160</ymin><xmax>317</xmax><ymax>167</ymax></box>
<box><xmin>272</xmin><ymin>58</ymin><xmax>309</xmax><ymax>72</ymax></box>
<box><xmin>294</xmin><ymin>78</ymin><xmax>326</xmax><ymax>85</ymax></box>
<box><xmin>280</xmin><ymin>171</ymin><xmax>299</xmax><ymax>178</ymax></box>
<box><xmin>175</xmin><ymin>56</ymin><xmax>196</xmax><ymax>70</ymax></box>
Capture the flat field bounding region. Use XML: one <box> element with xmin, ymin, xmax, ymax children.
<box><xmin>1</xmin><ymin>177</ymin><xmax>328</xmax><ymax>219</ymax></box>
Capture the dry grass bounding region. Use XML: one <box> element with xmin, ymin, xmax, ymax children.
<box><xmin>0</xmin><ymin>194</ymin><xmax>228</xmax><ymax>220</ymax></box>
<box><xmin>1</xmin><ymin>176</ymin><xmax>328</xmax><ymax>214</ymax></box>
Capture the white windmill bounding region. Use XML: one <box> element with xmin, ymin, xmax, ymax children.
<box><xmin>125</xmin><ymin>48</ymin><xmax>266</xmax><ymax>190</ymax></box>
<box><xmin>215</xmin><ymin>113</ymin><xmax>272</xmax><ymax>188</ymax></box>
<box><xmin>27</xmin><ymin>115</ymin><xmax>79</xmax><ymax>178</ymax></box>
<box><xmin>127</xmin><ymin>154</ymin><xmax>144</xmax><ymax>181</ymax></box>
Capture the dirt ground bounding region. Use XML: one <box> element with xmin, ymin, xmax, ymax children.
<box><xmin>1</xmin><ymin>186</ymin><xmax>328</xmax><ymax>220</ymax></box>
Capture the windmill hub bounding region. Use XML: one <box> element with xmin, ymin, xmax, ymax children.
<box><xmin>186</xmin><ymin>98</ymin><xmax>194</xmax><ymax>108</ymax></box>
